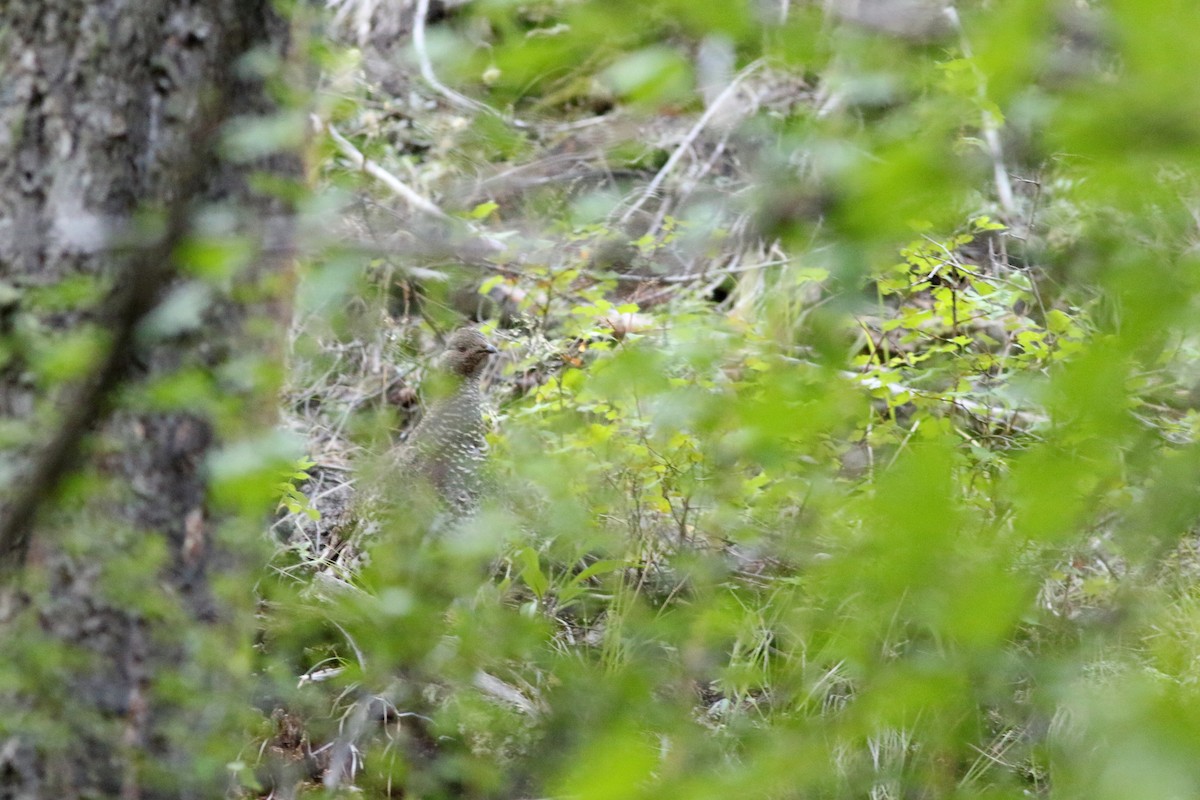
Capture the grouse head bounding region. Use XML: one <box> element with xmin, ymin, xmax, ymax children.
<box><xmin>442</xmin><ymin>327</ymin><xmax>498</xmax><ymax>380</ymax></box>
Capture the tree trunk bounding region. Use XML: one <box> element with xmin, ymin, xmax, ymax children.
<box><xmin>0</xmin><ymin>2</ymin><xmax>298</xmax><ymax>796</ymax></box>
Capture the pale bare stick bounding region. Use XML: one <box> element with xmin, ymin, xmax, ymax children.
<box><xmin>944</xmin><ymin>7</ymin><xmax>1017</xmax><ymax>220</ymax></box>
<box><xmin>618</xmin><ymin>60</ymin><xmax>764</xmax><ymax>227</ymax></box>
<box><xmin>412</xmin><ymin>0</ymin><xmax>530</xmax><ymax>129</ymax></box>
<box><xmin>317</xmin><ymin>115</ymin><xmax>449</xmax><ymax>219</ymax></box>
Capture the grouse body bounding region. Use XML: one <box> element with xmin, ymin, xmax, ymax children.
<box><xmin>400</xmin><ymin>327</ymin><xmax>497</xmax><ymax>514</ymax></box>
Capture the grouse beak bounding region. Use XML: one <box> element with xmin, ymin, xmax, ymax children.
<box><xmin>485</xmin><ymin>343</ymin><xmax>498</xmax><ymax>355</ymax></box>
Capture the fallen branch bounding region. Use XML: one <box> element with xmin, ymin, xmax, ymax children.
<box><xmin>318</xmin><ymin>117</ymin><xmax>450</xmax><ymax>219</ymax></box>
<box><xmin>618</xmin><ymin>60</ymin><xmax>764</xmax><ymax>227</ymax></box>
<box><xmin>412</xmin><ymin>0</ymin><xmax>529</xmax><ymax>129</ymax></box>
<box><xmin>850</xmin><ymin>369</ymin><xmax>1048</xmax><ymax>430</ymax></box>
<box><xmin>582</xmin><ymin>257</ymin><xmax>792</xmax><ymax>285</ymax></box>
<box><xmin>944</xmin><ymin>8</ymin><xmax>1017</xmax><ymax>220</ymax></box>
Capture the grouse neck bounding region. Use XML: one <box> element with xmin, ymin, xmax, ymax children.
<box><xmin>423</xmin><ymin>369</ymin><xmax>477</xmax><ymax>404</ymax></box>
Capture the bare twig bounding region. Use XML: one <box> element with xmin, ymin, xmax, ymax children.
<box><xmin>851</xmin><ymin>369</ymin><xmax>1048</xmax><ymax>430</ymax></box>
<box><xmin>472</xmin><ymin>670</ymin><xmax>542</xmax><ymax>715</ymax></box>
<box><xmin>944</xmin><ymin>7</ymin><xmax>1017</xmax><ymax>219</ymax></box>
<box><xmin>412</xmin><ymin>0</ymin><xmax>529</xmax><ymax>128</ymax></box>
<box><xmin>582</xmin><ymin>257</ymin><xmax>792</xmax><ymax>285</ymax></box>
<box><xmin>618</xmin><ymin>60</ymin><xmax>764</xmax><ymax>227</ymax></box>
<box><xmin>319</xmin><ymin>117</ymin><xmax>450</xmax><ymax>219</ymax></box>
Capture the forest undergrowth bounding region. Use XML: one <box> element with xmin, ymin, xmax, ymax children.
<box><xmin>257</xmin><ymin>2</ymin><xmax>1200</xmax><ymax>797</ymax></box>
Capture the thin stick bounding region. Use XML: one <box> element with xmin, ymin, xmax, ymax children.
<box><xmin>944</xmin><ymin>7</ymin><xmax>1017</xmax><ymax>219</ymax></box>
<box><xmin>319</xmin><ymin>116</ymin><xmax>449</xmax><ymax>219</ymax></box>
<box><xmin>618</xmin><ymin>60</ymin><xmax>764</xmax><ymax>226</ymax></box>
<box><xmin>412</xmin><ymin>0</ymin><xmax>529</xmax><ymax>128</ymax></box>
<box><xmin>583</xmin><ymin>257</ymin><xmax>791</xmax><ymax>285</ymax></box>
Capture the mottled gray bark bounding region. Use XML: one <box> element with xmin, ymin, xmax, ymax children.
<box><xmin>0</xmin><ymin>2</ymin><xmax>298</xmax><ymax>797</ymax></box>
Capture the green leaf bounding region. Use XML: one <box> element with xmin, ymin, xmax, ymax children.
<box><xmin>517</xmin><ymin>547</ymin><xmax>549</xmax><ymax>598</ymax></box>
<box><xmin>469</xmin><ymin>201</ymin><xmax>499</xmax><ymax>219</ymax></box>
